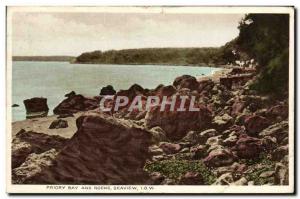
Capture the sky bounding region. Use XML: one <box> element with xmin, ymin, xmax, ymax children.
<box><xmin>11</xmin><ymin>12</ymin><xmax>244</xmax><ymax>56</ymax></box>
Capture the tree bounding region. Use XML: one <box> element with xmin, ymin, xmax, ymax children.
<box><xmin>236</xmin><ymin>14</ymin><xmax>290</xmax><ymax>94</ymax></box>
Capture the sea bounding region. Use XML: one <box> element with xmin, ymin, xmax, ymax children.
<box><xmin>12</xmin><ymin>61</ymin><xmax>221</xmax><ymax>121</ymax></box>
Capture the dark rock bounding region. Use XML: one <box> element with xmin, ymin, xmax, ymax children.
<box><xmin>266</xmin><ymin>105</ymin><xmax>288</xmax><ymax>121</ymax></box>
<box><xmin>64</xmin><ymin>91</ymin><xmax>76</xmax><ymax>98</ymax></box>
<box><xmin>231</xmin><ymin>99</ymin><xmax>246</xmax><ymax>117</ymax></box>
<box><xmin>15</xmin><ymin>129</ymin><xmax>68</xmax><ymax>153</ymax></box>
<box><xmin>11</xmin><ymin>138</ymin><xmax>33</xmax><ymax>169</ymax></box>
<box><xmin>199</xmin><ymin>129</ymin><xmax>219</xmax><ymax>143</ymax></box>
<box><xmin>153</xmin><ymin>84</ymin><xmax>165</xmax><ymax>92</ymax></box>
<box><xmin>12</xmin><ymin>129</ymin><xmax>68</xmax><ymax>169</ymax></box>
<box><xmin>181</xmin><ymin>131</ymin><xmax>201</xmax><ymax>145</ymax></box>
<box><xmin>261</xmin><ymin>136</ymin><xmax>277</xmax><ymax>151</ymax></box>
<box><xmin>12</xmin><ymin>149</ymin><xmax>58</xmax><ymax>184</ymax></box>
<box><xmin>178</xmin><ymin>172</ymin><xmax>204</xmax><ymax>185</ymax></box>
<box><xmin>212</xmin><ymin>114</ymin><xmax>234</xmax><ymax>132</ymax></box>
<box><xmin>190</xmin><ymin>144</ymin><xmax>208</xmax><ymax>159</ymax></box>
<box><xmin>159</xmin><ymin>142</ymin><xmax>181</xmax><ymax>154</ymax></box>
<box><xmin>12</xmin><ymin>104</ymin><xmax>19</xmax><ymax>107</ymax></box>
<box><xmin>203</xmin><ymin>148</ymin><xmax>236</xmax><ymax>167</ymax></box>
<box><xmin>259</xmin><ymin>171</ymin><xmax>275</xmax><ymax>178</ymax></box>
<box><xmin>214</xmin><ymin>162</ymin><xmax>247</xmax><ymax>179</ymax></box>
<box><xmin>259</xmin><ymin>121</ymin><xmax>288</xmax><ymax>144</ymax></box>
<box><xmin>272</xmin><ymin>145</ymin><xmax>288</xmax><ymax>161</ymax></box>
<box><xmin>223</xmin><ymin>134</ymin><xmax>238</xmax><ymax>147</ymax></box>
<box><xmin>23</xmin><ymin>97</ymin><xmax>49</xmax><ymax>118</ymax></box>
<box><xmin>206</xmin><ymin>135</ymin><xmax>223</xmax><ymax>147</ymax></box>
<box><xmin>23</xmin><ymin>97</ymin><xmax>49</xmax><ymax>113</ymax></box>
<box><xmin>274</xmin><ymin>162</ymin><xmax>289</xmax><ymax>185</ymax></box>
<box><xmin>230</xmin><ymin>68</ymin><xmax>244</xmax><ymax>75</ymax></box>
<box><xmin>115</xmin><ymin>84</ymin><xmax>146</xmax><ymax>103</ymax></box>
<box><xmin>233</xmin><ymin>134</ymin><xmax>263</xmax><ymax>159</ymax></box>
<box><xmin>198</xmin><ymin>79</ymin><xmax>215</xmax><ymax>93</ymax></box>
<box><xmin>173</xmin><ymin>75</ymin><xmax>198</xmax><ymax>90</ymax></box>
<box><xmin>145</xmin><ymin>101</ymin><xmax>212</xmax><ymax>141</ymax></box>
<box><xmin>244</xmin><ymin>115</ymin><xmax>270</xmax><ymax>137</ymax></box>
<box><xmin>24</xmin><ymin>113</ymin><xmax>152</xmax><ymax>184</ymax></box>
<box><xmin>149</xmin><ymin>172</ymin><xmax>165</xmax><ymax>185</ymax></box>
<box><xmin>100</xmin><ymin>85</ymin><xmax>116</xmax><ymax>96</ymax></box>
<box><xmin>148</xmin><ymin>145</ymin><xmax>164</xmax><ymax>156</ymax></box>
<box><xmin>155</xmin><ymin>85</ymin><xmax>176</xmax><ymax>98</ymax></box>
<box><xmin>49</xmin><ymin>119</ymin><xmax>68</xmax><ymax>129</ymax></box>
<box><xmin>53</xmin><ymin>94</ymin><xmax>99</xmax><ymax>115</ymax></box>
<box><xmin>220</xmin><ymin>74</ymin><xmax>254</xmax><ymax>89</ymax></box>
<box><xmin>149</xmin><ymin>127</ymin><xmax>168</xmax><ymax>143</ymax></box>
<box><xmin>57</xmin><ymin>113</ymin><xmax>74</xmax><ymax>118</ymax></box>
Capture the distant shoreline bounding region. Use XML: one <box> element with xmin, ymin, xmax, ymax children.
<box><xmin>12</xmin><ymin>56</ymin><xmax>75</xmax><ymax>62</ymax></box>
<box><xmin>13</xmin><ymin>59</ymin><xmax>234</xmax><ymax>69</ymax></box>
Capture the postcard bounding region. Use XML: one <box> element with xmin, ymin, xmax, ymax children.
<box><xmin>6</xmin><ymin>6</ymin><xmax>295</xmax><ymax>194</ymax></box>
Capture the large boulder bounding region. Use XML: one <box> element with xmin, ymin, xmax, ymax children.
<box><xmin>159</xmin><ymin>142</ymin><xmax>181</xmax><ymax>154</ymax></box>
<box><xmin>214</xmin><ymin>162</ymin><xmax>247</xmax><ymax>179</ymax></box>
<box><xmin>212</xmin><ymin>114</ymin><xmax>234</xmax><ymax>132</ymax></box>
<box><xmin>266</xmin><ymin>104</ymin><xmax>288</xmax><ymax>121</ymax></box>
<box><xmin>231</xmin><ymin>99</ymin><xmax>246</xmax><ymax>117</ymax></box>
<box><xmin>198</xmin><ymin>79</ymin><xmax>215</xmax><ymax>93</ymax></box>
<box><xmin>15</xmin><ymin>130</ymin><xmax>68</xmax><ymax>153</ymax></box>
<box><xmin>64</xmin><ymin>91</ymin><xmax>76</xmax><ymax>98</ymax></box>
<box><xmin>155</xmin><ymin>85</ymin><xmax>177</xmax><ymax>98</ymax></box>
<box><xmin>12</xmin><ymin>130</ymin><xmax>68</xmax><ymax>169</ymax></box>
<box><xmin>53</xmin><ymin>94</ymin><xmax>99</xmax><ymax>115</ymax></box>
<box><xmin>233</xmin><ymin>134</ymin><xmax>263</xmax><ymax>159</ymax></box>
<box><xmin>259</xmin><ymin>121</ymin><xmax>288</xmax><ymax>144</ymax></box>
<box><xmin>203</xmin><ymin>148</ymin><xmax>236</xmax><ymax>167</ymax></box>
<box><xmin>145</xmin><ymin>100</ymin><xmax>212</xmax><ymax>141</ymax></box>
<box><xmin>115</xmin><ymin>84</ymin><xmax>146</xmax><ymax>102</ymax></box>
<box><xmin>272</xmin><ymin>145</ymin><xmax>289</xmax><ymax>161</ymax></box>
<box><xmin>149</xmin><ymin>172</ymin><xmax>165</xmax><ymax>185</ymax></box>
<box><xmin>181</xmin><ymin>129</ymin><xmax>218</xmax><ymax>145</ymax></box>
<box><xmin>178</xmin><ymin>172</ymin><xmax>204</xmax><ymax>185</ymax></box>
<box><xmin>23</xmin><ymin>97</ymin><xmax>49</xmax><ymax>118</ymax></box>
<box><xmin>12</xmin><ymin>149</ymin><xmax>58</xmax><ymax>184</ymax></box>
<box><xmin>49</xmin><ymin>119</ymin><xmax>68</xmax><ymax>129</ymax></box>
<box><xmin>220</xmin><ymin>74</ymin><xmax>254</xmax><ymax>89</ymax></box>
<box><xmin>11</xmin><ymin>138</ymin><xmax>33</xmax><ymax>169</ymax></box>
<box><xmin>23</xmin><ymin>113</ymin><xmax>153</xmax><ymax>184</ymax></box>
<box><xmin>190</xmin><ymin>144</ymin><xmax>208</xmax><ymax>159</ymax></box>
<box><xmin>173</xmin><ymin>75</ymin><xmax>198</xmax><ymax>91</ymax></box>
<box><xmin>100</xmin><ymin>85</ymin><xmax>116</xmax><ymax>96</ymax></box>
<box><xmin>149</xmin><ymin>126</ymin><xmax>168</xmax><ymax>143</ymax></box>
<box><xmin>244</xmin><ymin>115</ymin><xmax>270</xmax><ymax>137</ymax></box>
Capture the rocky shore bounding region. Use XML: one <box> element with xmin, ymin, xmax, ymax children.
<box><xmin>11</xmin><ymin>67</ymin><xmax>289</xmax><ymax>185</ymax></box>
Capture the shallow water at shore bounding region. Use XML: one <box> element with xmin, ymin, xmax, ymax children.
<box><xmin>12</xmin><ymin>61</ymin><xmax>222</xmax><ymax>121</ymax></box>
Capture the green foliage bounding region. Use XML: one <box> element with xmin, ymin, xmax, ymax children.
<box><xmin>144</xmin><ymin>160</ymin><xmax>216</xmax><ymax>185</ymax></box>
<box><xmin>237</xmin><ymin>14</ymin><xmax>290</xmax><ymax>94</ymax></box>
<box><xmin>75</xmin><ymin>47</ymin><xmax>236</xmax><ymax>66</ymax></box>
<box><xmin>240</xmin><ymin>153</ymin><xmax>275</xmax><ymax>185</ymax></box>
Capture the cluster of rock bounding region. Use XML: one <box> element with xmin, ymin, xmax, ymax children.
<box><xmin>12</xmin><ymin>113</ymin><xmax>153</xmax><ymax>184</ymax></box>
<box><xmin>13</xmin><ymin>67</ymin><xmax>289</xmax><ymax>185</ymax></box>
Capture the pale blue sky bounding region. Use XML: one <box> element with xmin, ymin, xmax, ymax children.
<box><xmin>12</xmin><ymin>12</ymin><xmax>244</xmax><ymax>56</ymax></box>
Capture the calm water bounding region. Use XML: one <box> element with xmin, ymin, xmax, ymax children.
<box><xmin>12</xmin><ymin>61</ymin><xmax>221</xmax><ymax>121</ymax></box>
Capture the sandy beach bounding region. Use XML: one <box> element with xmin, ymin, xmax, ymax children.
<box><xmin>12</xmin><ymin>112</ymin><xmax>83</xmax><ymax>139</ymax></box>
